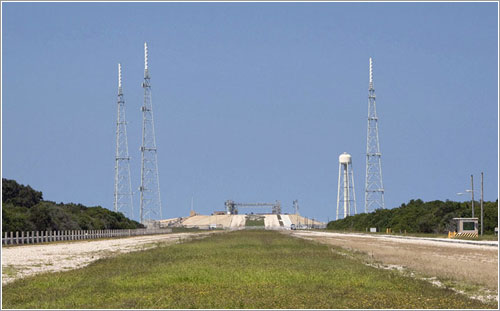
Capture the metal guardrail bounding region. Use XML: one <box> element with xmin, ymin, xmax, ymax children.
<box><xmin>2</xmin><ymin>228</ymin><xmax>172</xmax><ymax>246</ymax></box>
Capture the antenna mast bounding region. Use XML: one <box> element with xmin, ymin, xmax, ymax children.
<box><xmin>364</xmin><ymin>57</ymin><xmax>385</xmax><ymax>213</ymax></box>
<box><xmin>114</xmin><ymin>63</ymin><xmax>134</xmax><ymax>218</ymax></box>
<box><xmin>139</xmin><ymin>42</ymin><xmax>163</xmax><ymax>224</ymax></box>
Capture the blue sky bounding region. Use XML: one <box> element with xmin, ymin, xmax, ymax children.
<box><xmin>2</xmin><ymin>2</ymin><xmax>498</xmax><ymax>222</ymax></box>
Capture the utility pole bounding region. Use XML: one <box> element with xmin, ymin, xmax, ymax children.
<box><xmin>139</xmin><ymin>42</ymin><xmax>162</xmax><ymax>224</ymax></box>
<box><xmin>480</xmin><ymin>172</ymin><xmax>484</xmax><ymax>236</ymax></box>
<box><xmin>471</xmin><ymin>174</ymin><xmax>474</xmax><ymax>218</ymax></box>
<box><xmin>114</xmin><ymin>63</ymin><xmax>134</xmax><ymax>219</ymax></box>
<box><xmin>365</xmin><ymin>57</ymin><xmax>385</xmax><ymax>213</ymax></box>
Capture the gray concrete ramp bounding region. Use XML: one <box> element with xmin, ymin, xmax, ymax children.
<box><xmin>281</xmin><ymin>215</ymin><xmax>292</xmax><ymax>229</ymax></box>
<box><xmin>264</xmin><ymin>215</ymin><xmax>280</xmax><ymax>229</ymax></box>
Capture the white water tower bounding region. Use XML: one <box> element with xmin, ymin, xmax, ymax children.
<box><xmin>336</xmin><ymin>152</ymin><xmax>357</xmax><ymax>220</ymax></box>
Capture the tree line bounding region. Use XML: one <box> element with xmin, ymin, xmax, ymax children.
<box><xmin>2</xmin><ymin>178</ymin><xmax>144</xmax><ymax>233</ymax></box>
<box><xmin>327</xmin><ymin>199</ymin><xmax>498</xmax><ymax>234</ymax></box>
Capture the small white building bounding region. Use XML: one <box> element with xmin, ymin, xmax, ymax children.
<box><xmin>453</xmin><ymin>218</ymin><xmax>478</xmax><ymax>234</ymax></box>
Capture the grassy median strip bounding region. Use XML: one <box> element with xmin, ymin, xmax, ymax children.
<box><xmin>2</xmin><ymin>230</ymin><xmax>496</xmax><ymax>309</ymax></box>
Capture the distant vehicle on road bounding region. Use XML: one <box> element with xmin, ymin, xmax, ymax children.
<box><xmin>290</xmin><ymin>224</ymin><xmax>296</xmax><ymax>230</ymax></box>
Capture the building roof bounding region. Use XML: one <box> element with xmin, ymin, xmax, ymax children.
<box><xmin>452</xmin><ymin>218</ymin><xmax>478</xmax><ymax>220</ymax></box>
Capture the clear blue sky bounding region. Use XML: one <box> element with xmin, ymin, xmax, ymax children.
<box><xmin>2</xmin><ymin>2</ymin><xmax>498</xmax><ymax>222</ymax></box>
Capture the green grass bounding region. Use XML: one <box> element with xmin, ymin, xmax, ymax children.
<box><xmin>2</xmin><ymin>265</ymin><xmax>22</xmax><ymax>278</ymax></box>
<box><xmin>2</xmin><ymin>230</ymin><xmax>496</xmax><ymax>309</ymax></box>
<box><xmin>245</xmin><ymin>215</ymin><xmax>265</xmax><ymax>226</ymax></box>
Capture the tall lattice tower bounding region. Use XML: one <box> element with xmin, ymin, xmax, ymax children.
<box><xmin>114</xmin><ymin>63</ymin><xmax>134</xmax><ymax>218</ymax></box>
<box><xmin>139</xmin><ymin>42</ymin><xmax>162</xmax><ymax>223</ymax></box>
<box><xmin>364</xmin><ymin>57</ymin><xmax>385</xmax><ymax>213</ymax></box>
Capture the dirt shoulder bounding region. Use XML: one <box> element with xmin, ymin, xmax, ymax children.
<box><xmin>1</xmin><ymin>231</ymin><xmax>217</xmax><ymax>284</ymax></box>
<box><xmin>288</xmin><ymin>231</ymin><xmax>498</xmax><ymax>298</ymax></box>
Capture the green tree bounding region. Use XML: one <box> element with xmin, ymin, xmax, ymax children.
<box><xmin>2</xmin><ymin>178</ymin><xmax>42</xmax><ymax>208</ymax></box>
<box><xmin>328</xmin><ymin>199</ymin><xmax>498</xmax><ymax>234</ymax></box>
<box><xmin>2</xmin><ymin>179</ymin><xmax>144</xmax><ymax>232</ymax></box>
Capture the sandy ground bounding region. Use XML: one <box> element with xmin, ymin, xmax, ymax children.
<box><xmin>1</xmin><ymin>232</ymin><xmax>217</xmax><ymax>285</ymax></box>
<box><xmin>179</xmin><ymin>215</ymin><xmax>245</xmax><ymax>228</ymax></box>
<box><xmin>289</xmin><ymin>231</ymin><xmax>498</xmax><ymax>293</ymax></box>
<box><xmin>182</xmin><ymin>215</ymin><xmax>233</xmax><ymax>228</ymax></box>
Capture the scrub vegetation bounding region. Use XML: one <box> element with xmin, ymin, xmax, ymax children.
<box><xmin>2</xmin><ymin>178</ymin><xmax>143</xmax><ymax>232</ymax></box>
<box><xmin>2</xmin><ymin>230</ymin><xmax>495</xmax><ymax>309</ymax></box>
<box><xmin>327</xmin><ymin>199</ymin><xmax>498</xmax><ymax>234</ymax></box>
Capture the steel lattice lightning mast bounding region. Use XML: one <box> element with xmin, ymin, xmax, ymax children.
<box><xmin>114</xmin><ymin>63</ymin><xmax>134</xmax><ymax>218</ymax></box>
<box><xmin>139</xmin><ymin>42</ymin><xmax>162</xmax><ymax>224</ymax></box>
<box><xmin>364</xmin><ymin>57</ymin><xmax>385</xmax><ymax>213</ymax></box>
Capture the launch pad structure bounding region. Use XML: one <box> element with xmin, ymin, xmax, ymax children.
<box><xmin>113</xmin><ymin>46</ymin><xmax>385</xmax><ymax>224</ymax></box>
<box><xmin>225</xmin><ymin>200</ymin><xmax>282</xmax><ymax>215</ymax></box>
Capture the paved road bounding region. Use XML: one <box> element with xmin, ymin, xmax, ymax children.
<box><xmin>293</xmin><ymin>231</ymin><xmax>498</xmax><ymax>247</ymax></box>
